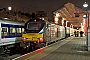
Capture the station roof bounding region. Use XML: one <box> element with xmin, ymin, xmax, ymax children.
<box><xmin>53</xmin><ymin>2</ymin><xmax>87</xmax><ymax>29</ymax></box>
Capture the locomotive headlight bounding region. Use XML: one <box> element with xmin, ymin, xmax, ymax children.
<box><xmin>38</xmin><ymin>37</ymin><xmax>43</xmax><ymax>42</ymax></box>
<box><xmin>39</xmin><ymin>37</ymin><xmax>43</xmax><ymax>40</ymax></box>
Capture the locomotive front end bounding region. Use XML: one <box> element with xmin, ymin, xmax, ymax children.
<box><xmin>22</xmin><ymin>18</ymin><xmax>45</xmax><ymax>43</ymax></box>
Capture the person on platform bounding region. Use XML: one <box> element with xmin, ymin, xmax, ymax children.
<box><xmin>80</xmin><ymin>31</ymin><xmax>84</xmax><ymax>37</ymax></box>
<box><xmin>76</xmin><ymin>31</ymin><xmax>79</xmax><ymax>37</ymax></box>
<box><xmin>74</xmin><ymin>31</ymin><xmax>76</xmax><ymax>37</ymax></box>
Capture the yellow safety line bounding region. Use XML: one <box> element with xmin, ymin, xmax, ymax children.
<box><xmin>25</xmin><ymin>47</ymin><xmax>52</xmax><ymax>60</ymax></box>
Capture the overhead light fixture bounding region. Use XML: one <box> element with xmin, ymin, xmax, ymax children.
<box><xmin>83</xmin><ymin>14</ymin><xmax>87</xmax><ymax>18</ymax></box>
<box><xmin>56</xmin><ymin>13</ymin><xmax>60</xmax><ymax>17</ymax></box>
<box><xmin>8</xmin><ymin>6</ymin><xmax>12</xmax><ymax>10</ymax></box>
<box><xmin>83</xmin><ymin>2</ymin><xmax>88</xmax><ymax>7</ymax></box>
<box><xmin>3</xmin><ymin>18</ymin><xmax>8</xmax><ymax>19</ymax></box>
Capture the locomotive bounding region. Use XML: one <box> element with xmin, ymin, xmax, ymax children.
<box><xmin>22</xmin><ymin>16</ymin><xmax>70</xmax><ymax>50</ymax></box>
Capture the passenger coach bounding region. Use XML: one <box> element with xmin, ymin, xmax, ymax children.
<box><xmin>0</xmin><ymin>18</ymin><xmax>24</xmax><ymax>53</ymax></box>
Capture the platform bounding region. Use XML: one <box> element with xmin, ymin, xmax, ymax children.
<box><xmin>13</xmin><ymin>36</ymin><xmax>90</xmax><ymax>60</ymax></box>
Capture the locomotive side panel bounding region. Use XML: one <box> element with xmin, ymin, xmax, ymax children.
<box><xmin>44</xmin><ymin>24</ymin><xmax>66</xmax><ymax>44</ymax></box>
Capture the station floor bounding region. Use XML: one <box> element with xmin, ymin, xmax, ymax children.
<box><xmin>14</xmin><ymin>36</ymin><xmax>90</xmax><ymax>60</ymax></box>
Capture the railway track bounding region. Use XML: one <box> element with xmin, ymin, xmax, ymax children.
<box><xmin>0</xmin><ymin>47</ymin><xmax>36</xmax><ymax>60</ymax></box>
<box><xmin>0</xmin><ymin>38</ymin><xmax>61</xmax><ymax>60</ymax></box>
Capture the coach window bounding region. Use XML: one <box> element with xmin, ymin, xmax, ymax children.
<box><xmin>1</xmin><ymin>27</ymin><xmax>8</xmax><ymax>36</ymax></box>
<box><xmin>17</xmin><ymin>28</ymin><xmax>22</xmax><ymax>36</ymax></box>
<box><xmin>10</xmin><ymin>27</ymin><xmax>16</xmax><ymax>36</ymax></box>
<box><xmin>22</xmin><ymin>28</ymin><xmax>24</xmax><ymax>33</ymax></box>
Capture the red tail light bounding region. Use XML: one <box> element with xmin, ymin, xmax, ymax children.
<box><xmin>22</xmin><ymin>37</ymin><xmax>26</xmax><ymax>40</ymax></box>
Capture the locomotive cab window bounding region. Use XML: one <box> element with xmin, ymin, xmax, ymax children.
<box><xmin>27</xmin><ymin>22</ymin><xmax>41</xmax><ymax>30</ymax></box>
<box><xmin>25</xmin><ymin>19</ymin><xmax>45</xmax><ymax>33</ymax></box>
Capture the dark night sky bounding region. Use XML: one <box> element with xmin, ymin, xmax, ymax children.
<box><xmin>0</xmin><ymin>0</ymin><xmax>90</xmax><ymax>20</ymax></box>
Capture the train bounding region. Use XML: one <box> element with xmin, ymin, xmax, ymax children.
<box><xmin>0</xmin><ymin>18</ymin><xmax>25</xmax><ymax>53</ymax></box>
<box><xmin>0</xmin><ymin>16</ymin><xmax>73</xmax><ymax>53</ymax></box>
<box><xmin>22</xmin><ymin>17</ymin><xmax>71</xmax><ymax>50</ymax></box>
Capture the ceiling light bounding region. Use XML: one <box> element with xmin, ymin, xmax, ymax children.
<box><xmin>83</xmin><ymin>2</ymin><xmax>88</xmax><ymax>7</ymax></box>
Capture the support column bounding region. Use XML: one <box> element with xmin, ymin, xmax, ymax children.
<box><xmin>58</xmin><ymin>17</ymin><xmax>62</xmax><ymax>26</ymax></box>
<box><xmin>64</xmin><ymin>20</ymin><xmax>66</xmax><ymax>27</ymax></box>
<box><xmin>67</xmin><ymin>23</ymin><xmax>71</xmax><ymax>27</ymax></box>
<box><xmin>87</xmin><ymin>12</ymin><xmax>90</xmax><ymax>51</ymax></box>
<box><xmin>62</xmin><ymin>18</ymin><xmax>64</xmax><ymax>26</ymax></box>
